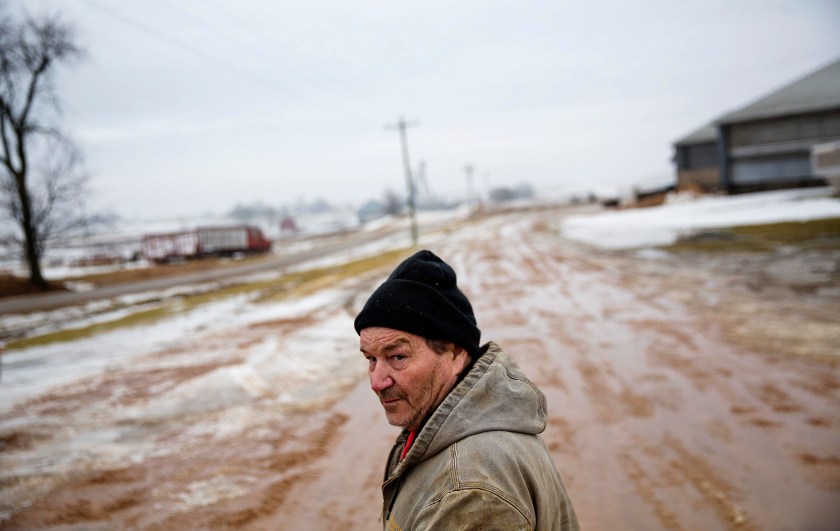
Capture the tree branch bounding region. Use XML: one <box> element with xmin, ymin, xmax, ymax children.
<box><xmin>0</xmin><ymin>101</ymin><xmax>13</xmax><ymax>170</ymax></box>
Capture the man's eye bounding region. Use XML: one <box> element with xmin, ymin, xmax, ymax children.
<box><xmin>391</xmin><ymin>355</ymin><xmax>406</xmax><ymax>362</ymax></box>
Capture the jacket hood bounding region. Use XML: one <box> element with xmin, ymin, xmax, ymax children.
<box><xmin>400</xmin><ymin>341</ymin><xmax>547</xmax><ymax>468</ymax></box>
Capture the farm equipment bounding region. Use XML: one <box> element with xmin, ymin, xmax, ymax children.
<box><xmin>141</xmin><ymin>226</ymin><xmax>272</xmax><ymax>263</ymax></box>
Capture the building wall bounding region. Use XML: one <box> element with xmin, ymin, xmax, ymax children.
<box><xmin>676</xmin><ymin>142</ymin><xmax>718</xmax><ymax>169</ymax></box>
<box><xmin>677</xmin><ymin>167</ymin><xmax>721</xmax><ymax>191</ymax></box>
<box><xmin>731</xmin><ymin>153</ymin><xmax>811</xmax><ymax>185</ymax></box>
<box><xmin>729</xmin><ymin>110</ymin><xmax>840</xmax><ymax>147</ymax></box>
<box><xmin>675</xmin><ymin>141</ymin><xmax>720</xmax><ymax>191</ymax></box>
<box><xmin>725</xmin><ymin>109</ymin><xmax>840</xmax><ymax>192</ymax></box>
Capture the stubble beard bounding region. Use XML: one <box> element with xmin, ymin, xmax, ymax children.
<box><xmin>379</xmin><ymin>388</ymin><xmax>422</xmax><ymax>429</ymax></box>
<box><xmin>385</xmin><ymin>403</ymin><xmax>423</xmax><ymax>430</ymax></box>
<box><xmin>379</xmin><ymin>376</ymin><xmax>442</xmax><ymax>431</ymax></box>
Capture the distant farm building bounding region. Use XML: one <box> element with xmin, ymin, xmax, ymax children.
<box><xmin>674</xmin><ymin>58</ymin><xmax>840</xmax><ymax>193</ymax></box>
<box><xmin>142</xmin><ymin>225</ymin><xmax>272</xmax><ymax>263</ymax></box>
<box><xmin>673</xmin><ymin>124</ymin><xmax>720</xmax><ymax>192</ymax></box>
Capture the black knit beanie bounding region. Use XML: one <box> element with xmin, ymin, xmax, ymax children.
<box><xmin>354</xmin><ymin>250</ymin><xmax>481</xmax><ymax>358</ymax></box>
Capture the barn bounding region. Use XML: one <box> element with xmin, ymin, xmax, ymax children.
<box><xmin>674</xmin><ymin>58</ymin><xmax>840</xmax><ymax>194</ymax></box>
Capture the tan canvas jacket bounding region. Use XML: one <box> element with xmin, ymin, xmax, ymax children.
<box><xmin>381</xmin><ymin>342</ymin><xmax>579</xmax><ymax>531</ymax></box>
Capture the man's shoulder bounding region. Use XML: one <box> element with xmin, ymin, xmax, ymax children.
<box><xmin>457</xmin><ymin>429</ymin><xmax>544</xmax><ymax>458</ymax></box>
<box><xmin>451</xmin><ymin>430</ymin><xmax>553</xmax><ymax>481</ymax></box>
<box><xmin>410</xmin><ymin>430</ymin><xmax>543</xmax><ymax>483</ymax></box>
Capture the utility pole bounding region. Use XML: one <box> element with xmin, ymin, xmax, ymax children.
<box><xmin>464</xmin><ymin>164</ymin><xmax>475</xmax><ymax>207</ymax></box>
<box><xmin>386</xmin><ymin>117</ymin><xmax>420</xmax><ymax>246</ymax></box>
<box><xmin>416</xmin><ymin>161</ymin><xmax>426</xmax><ymax>197</ymax></box>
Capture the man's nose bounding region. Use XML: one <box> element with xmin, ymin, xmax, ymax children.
<box><xmin>370</xmin><ymin>362</ymin><xmax>393</xmax><ymax>393</ymax></box>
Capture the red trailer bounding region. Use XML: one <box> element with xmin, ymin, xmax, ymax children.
<box><xmin>142</xmin><ymin>225</ymin><xmax>272</xmax><ymax>263</ymax></box>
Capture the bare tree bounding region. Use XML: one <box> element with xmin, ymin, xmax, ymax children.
<box><xmin>0</xmin><ymin>10</ymin><xmax>84</xmax><ymax>288</ymax></box>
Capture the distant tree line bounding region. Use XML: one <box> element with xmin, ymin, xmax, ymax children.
<box><xmin>226</xmin><ymin>197</ymin><xmax>336</xmax><ymax>225</ymax></box>
<box><xmin>489</xmin><ymin>183</ymin><xmax>534</xmax><ymax>203</ymax></box>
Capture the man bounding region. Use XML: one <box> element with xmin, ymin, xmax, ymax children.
<box><xmin>355</xmin><ymin>250</ymin><xmax>579</xmax><ymax>530</ymax></box>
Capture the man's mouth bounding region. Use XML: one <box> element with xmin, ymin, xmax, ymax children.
<box><xmin>379</xmin><ymin>394</ymin><xmax>403</xmax><ymax>405</ymax></box>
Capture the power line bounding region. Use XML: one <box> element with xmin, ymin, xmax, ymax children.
<box><xmin>148</xmin><ymin>0</ymin><xmax>292</xmax><ymax>75</ymax></box>
<box><xmin>72</xmin><ymin>0</ymin><xmax>367</xmax><ymax>122</ymax></box>
<box><xmin>75</xmin><ymin>0</ymin><xmax>301</xmax><ymax>98</ymax></box>
<box><xmin>163</xmin><ymin>0</ymin><xmax>351</xmax><ymax>112</ymax></box>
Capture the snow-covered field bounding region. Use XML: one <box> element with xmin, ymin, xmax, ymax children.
<box><xmin>561</xmin><ymin>187</ymin><xmax>840</xmax><ymax>250</ymax></box>
<box><xmin>0</xmin><ymin>206</ymin><xmax>472</xmax><ymax>282</ymax></box>
<box><xmin>0</xmin><ymin>207</ymin><xmax>363</xmax><ymax>278</ymax></box>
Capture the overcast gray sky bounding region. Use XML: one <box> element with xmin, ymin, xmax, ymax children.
<box><xmin>13</xmin><ymin>0</ymin><xmax>840</xmax><ymax>219</ymax></box>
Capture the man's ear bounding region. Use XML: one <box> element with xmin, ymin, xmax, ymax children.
<box><xmin>450</xmin><ymin>344</ymin><xmax>470</xmax><ymax>374</ymax></box>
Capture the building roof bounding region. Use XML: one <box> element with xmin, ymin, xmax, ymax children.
<box><xmin>674</xmin><ymin>123</ymin><xmax>717</xmax><ymax>146</ymax></box>
<box><xmin>673</xmin><ymin>58</ymin><xmax>840</xmax><ymax>148</ymax></box>
<box><xmin>717</xmin><ymin>58</ymin><xmax>840</xmax><ymax>124</ymax></box>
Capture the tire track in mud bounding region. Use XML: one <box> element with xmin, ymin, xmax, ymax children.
<box><xmin>664</xmin><ymin>437</ymin><xmax>754</xmax><ymax>530</ymax></box>
<box><xmin>4</xmin><ymin>411</ymin><xmax>351</xmax><ymax>530</ymax></box>
<box><xmin>436</xmin><ymin>210</ymin><xmax>840</xmax><ymax>530</ymax></box>
<box><xmin>0</xmin><ymin>281</ymin><xmax>369</xmax><ymax>529</ymax></box>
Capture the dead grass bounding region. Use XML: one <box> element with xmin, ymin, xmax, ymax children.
<box><xmin>663</xmin><ymin>217</ymin><xmax>840</xmax><ymax>253</ymax></box>
<box><xmin>0</xmin><ymin>274</ymin><xmax>67</xmax><ymax>299</ymax></box>
<box><xmin>5</xmin><ymin>305</ymin><xmax>175</xmax><ymax>350</ymax></box>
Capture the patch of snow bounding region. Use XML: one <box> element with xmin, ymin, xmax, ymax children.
<box><xmin>561</xmin><ymin>187</ymin><xmax>840</xmax><ymax>250</ymax></box>
<box><xmin>63</xmin><ymin>281</ymin><xmax>96</xmax><ymax>292</ymax></box>
<box><xmin>174</xmin><ymin>475</ymin><xmax>256</xmax><ymax>511</ymax></box>
<box><xmin>0</xmin><ymin>271</ymin><xmax>365</xmax><ymax>417</ymax></box>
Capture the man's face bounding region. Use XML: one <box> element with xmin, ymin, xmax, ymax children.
<box><xmin>360</xmin><ymin>327</ymin><xmax>470</xmax><ymax>431</ymax></box>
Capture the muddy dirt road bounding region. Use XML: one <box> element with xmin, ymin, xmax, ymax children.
<box><xmin>2</xmin><ymin>210</ymin><xmax>839</xmax><ymax>530</ymax></box>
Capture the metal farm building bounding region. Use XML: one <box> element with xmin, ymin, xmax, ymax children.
<box><xmin>674</xmin><ymin>58</ymin><xmax>840</xmax><ymax>194</ymax></box>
